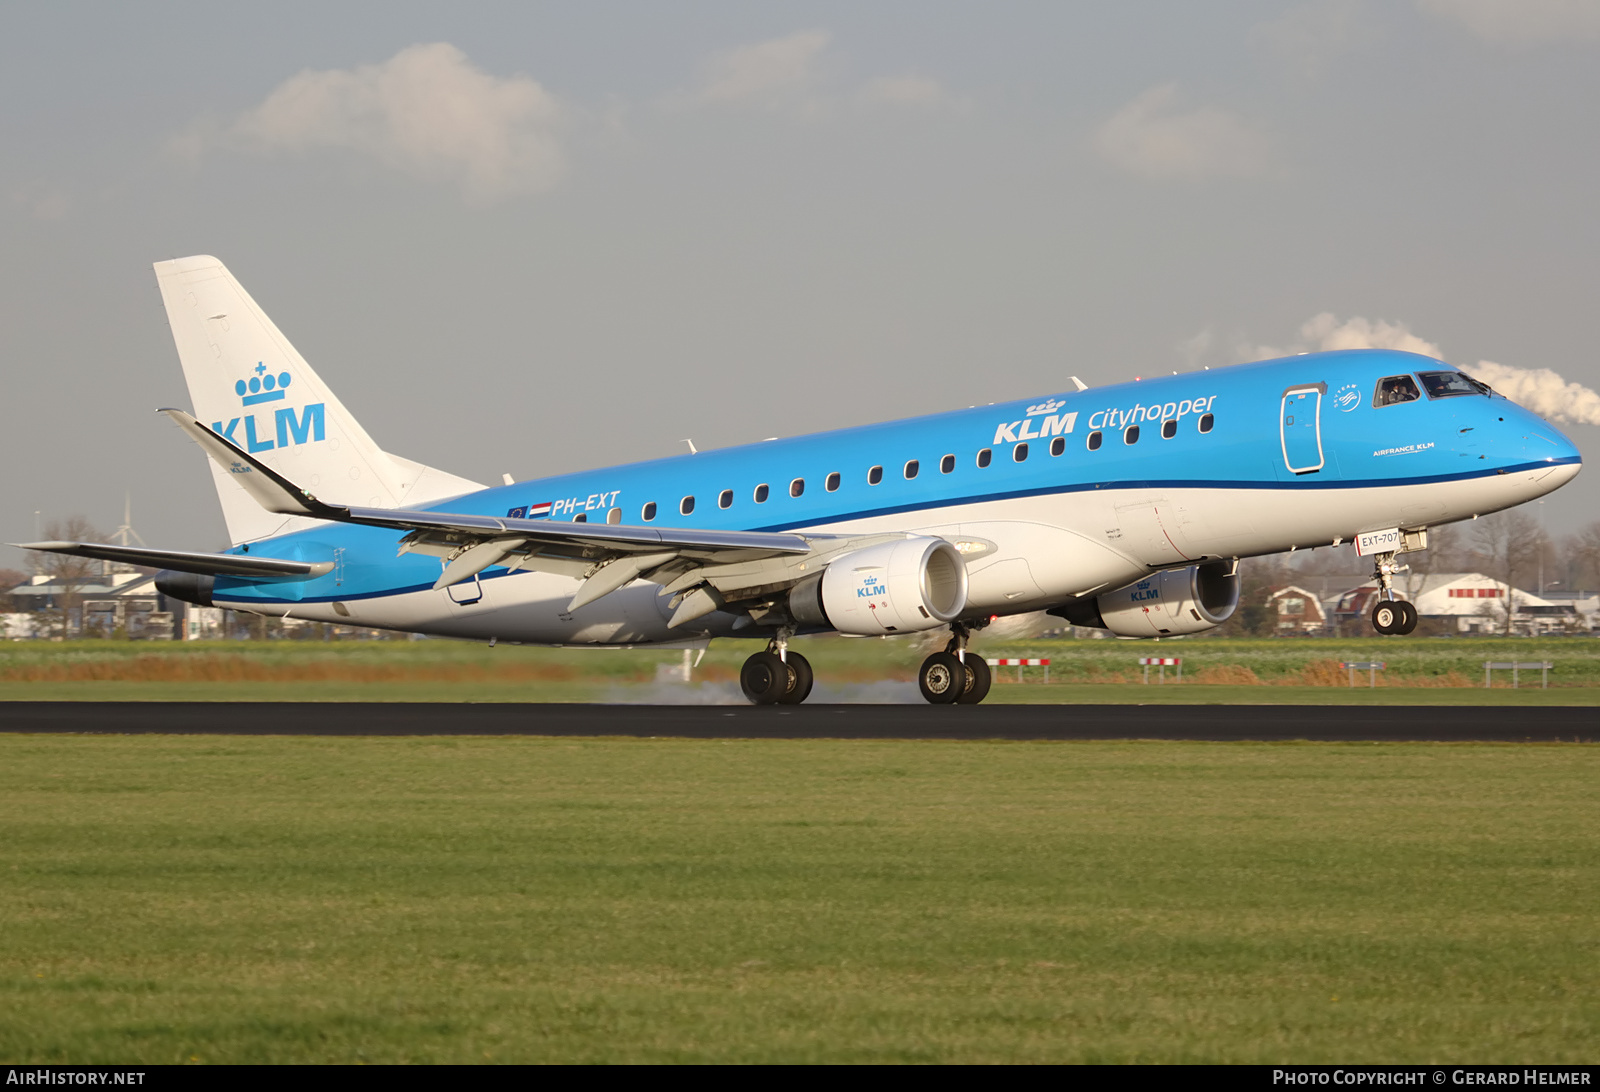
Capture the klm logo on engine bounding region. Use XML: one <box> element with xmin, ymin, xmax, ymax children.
<box><xmin>211</xmin><ymin>362</ymin><xmax>326</xmax><ymax>454</ymax></box>
<box><xmin>1129</xmin><ymin>579</ymin><xmax>1160</xmax><ymax>602</ymax></box>
<box><xmin>858</xmin><ymin>574</ymin><xmax>885</xmax><ymax>599</ymax></box>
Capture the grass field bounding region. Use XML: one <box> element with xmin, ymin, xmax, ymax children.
<box><xmin>1</xmin><ymin>635</ymin><xmax>1597</xmax><ymax>703</ymax></box>
<box><xmin>0</xmin><ymin>736</ymin><xmax>1594</xmax><ymax>1063</ymax></box>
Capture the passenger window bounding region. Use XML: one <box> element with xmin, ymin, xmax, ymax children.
<box><xmin>790</xmin><ymin>478</ymin><xmax>805</xmax><ymax>497</ymax></box>
<box><xmin>904</xmin><ymin>460</ymin><xmax>919</xmax><ymax>479</ymax></box>
<box><xmin>1013</xmin><ymin>443</ymin><xmax>1029</xmax><ymax>462</ymax></box>
<box><xmin>976</xmin><ymin>448</ymin><xmax>992</xmax><ymax>468</ymax></box>
<box><xmin>825</xmin><ymin>472</ymin><xmax>840</xmax><ymax>492</ymax></box>
<box><xmin>1198</xmin><ymin>413</ymin><xmax>1214</xmax><ymax>433</ymax></box>
<box><xmin>607</xmin><ymin>508</ymin><xmax>622</xmax><ymax>525</ymax></box>
<box><xmin>573</xmin><ymin>512</ymin><xmax>587</xmax><ymax>523</ymax></box>
<box><xmin>1049</xmin><ymin>436</ymin><xmax>1065</xmax><ymax>457</ymax></box>
<box><xmin>754</xmin><ymin>483</ymin><xmax>769</xmax><ymax>503</ymax></box>
<box><xmin>1375</xmin><ymin>375</ymin><xmax>1422</xmax><ymax>406</ymax></box>
<box><xmin>1161</xmin><ymin>419</ymin><xmax>1177</xmax><ymax>439</ymax></box>
<box><xmin>1087</xmin><ymin>431</ymin><xmax>1103</xmax><ymax>451</ymax></box>
<box><xmin>868</xmin><ymin>465</ymin><xmax>883</xmax><ymax>485</ymax></box>
<box><xmin>718</xmin><ymin>489</ymin><xmax>733</xmax><ymax>509</ymax></box>
<box><xmin>642</xmin><ymin>502</ymin><xmax>657</xmax><ymax>521</ymax></box>
<box><xmin>680</xmin><ymin>496</ymin><xmax>695</xmax><ymax>515</ymax></box>
<box><xmin>940</xmin><ymin>454</ymin><xmax>955</xmax><ymax>474</ymax></box>
<box><xmin>1124</xmin><ymin>425</ymin><xmax>1140</xmax><ymax>445</ymax></box>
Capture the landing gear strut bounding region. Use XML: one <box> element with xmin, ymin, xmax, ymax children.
<box><xmin>1368</xmin><ymin>551</ymin><xmax>1418</xmax><ymax>636</ymax></box>
<box><xmin>918</xmin><ymin>622</ymin><xmax>992</xmax><ymax>704</ymax></box>
<box><xmin>740</xmin><ymin>630</ymin><xmax>813</xmax><ymax>705</ymax></box>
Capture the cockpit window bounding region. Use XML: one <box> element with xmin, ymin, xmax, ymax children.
<box><xmin>1418</xmin><ymin>370</ymin><xmax>1490</xmax><ymax>399</ymax></box>
<box><xmin>1375</xmin><ymin>375</ymin><xmax>1421</xmax><ymax>407</ymax></box>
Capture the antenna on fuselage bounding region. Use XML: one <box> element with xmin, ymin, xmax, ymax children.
<box><xmin>682</xmin><ymin>439</ymin><xmax>698</xmax><ymax>454</ymax></box>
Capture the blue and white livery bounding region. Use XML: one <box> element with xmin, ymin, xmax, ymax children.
<box><xmin>19</xmin><ymin>257</ymin><xmax>1583</xmax><ymax>704</ymax></box>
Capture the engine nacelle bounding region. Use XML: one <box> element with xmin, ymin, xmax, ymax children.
<box><xmin>789</xmin><ymin>537</ymin><xmax>968</xmax><ymax>635</ymax></box>
<box><xmin>1056</xmin><ymin>561</ymin><xmax>1239</xmax><ymax>638</ymax></box>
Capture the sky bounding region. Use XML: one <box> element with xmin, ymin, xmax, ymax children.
<box><xmin>3</xmin><ymin>0</ymin><xmax>1599</xmax><ymax>569</ymax></box>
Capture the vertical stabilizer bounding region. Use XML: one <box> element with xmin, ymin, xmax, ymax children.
<box><xmin>154</xmin><ymin>256</ymin><xmax>482</xmax><ymax>544</ymax></box>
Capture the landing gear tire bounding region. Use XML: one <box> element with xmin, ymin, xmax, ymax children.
<box><xmin>1371</xmin><ymin>600</ymin><xmax>1407</xmax><ymax>635</ymax></box>
<box><xmin>1394</xmin><ymin>600</ymin><xmax>1418</xmax><ymax>635</ymax></box>
<box><xmin>777</xmin><ymin>653</ymin><xmax>813</xmax><ymax>705</ymax></box>
<box><xmin>919</xmin><ymin>651</ymin><xmax>968</xmax><ymax>704</ymax></box>
<box><xmin>954</xmin><ymin>654</ymin><xmax>991</xmax><ymax>705</ymax></box>
<box><xmin>741</xmin><ymin>651</ymin><xmax>788</xmax><ymax>705</ymax></box>
<box><xmin>741</xmin><ymin>650</ymin><xmax>813</xmax><ymax>705</ymax></box>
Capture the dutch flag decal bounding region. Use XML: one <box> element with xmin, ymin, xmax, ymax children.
<box><xmin>526</xmin><ymin>502</ymin><xmax>553</xmax><ymax>519</ymax></box>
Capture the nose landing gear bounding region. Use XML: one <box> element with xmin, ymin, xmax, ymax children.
<box><xmin>1371</xmin><ymin>597</ymin><xmax>1417</xmax><ymax>636</ymax></box>
<box><xmin>739</xmin><ymin>631</ymin><xmax>814</xmax><ymax>705</ymax></box>
<box><xmin>917</xmin><ymin>623</ymin><xmax>992</xmax><ymax>704</ymax></box>
<box><xmin>1368</xmin><ymin>550</ymin><xmax>1419</xmax><ymax>635</ymax></box>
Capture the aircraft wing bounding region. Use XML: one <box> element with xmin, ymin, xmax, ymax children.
<box><xmin>11</xmin><ymin>540</ymin><xmax>334</xmax><ymax>581</ymax></box>
<box><xmin>161</xmin><ymin>408</ymin><xmax>853</xmax><ymax>623</ymax></box>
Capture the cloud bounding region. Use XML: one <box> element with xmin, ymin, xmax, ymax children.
<box><xmin>679</xmin><ymin>30</ymin><xmax>830</xmax><ymax>108</ymax></box>
<box><xmin>9</xmin><ymin>186</ymin><xmax>70</xmax><ymax>221</ymax></box>
<box><xmin>1463</xmin><ymin>361</ymin><xmax>1600</xmax><ymax>426</ymax></box>
<box><xmin>667</xmin><ymin>32</ymin><xmax>961</xmax><ymax>117</ymax></box>
<box><xmin>858</xmin><ymin>74</ymin><xmax>954</xmax><ymax>108</ymax></box>
<box><xmin>1251</xmin><ymin>1</ymin><xmax>1372</xmax><ymax>77</ymax></box>
<box><xmin>217</xmin><ymin>43</ymin><xmax>565</xmax><ymax>202</ymax></box>
<box><xmin>1418</xmin><ymin>0</ymin><xmax>1600</xmax><ymax>45</ymax></box>
<box><xmin>1247</xmin><ymin>313</ymin><xmax>1442</xmax><ymax>361</ymax></box>
<box><xmin>1092</xmin><ymin>84</ymin><xmax>1272</xmax><ymax>181</ymax></box>
<box><xmin>1249</xmin><ymin>313</ymin><xmax>1600</xmax><ymax>426</ymax></box>
<box><xmin>1305</xmin><ymin>312</ymin><xmax>1443</xmax><ymax>356</ymax></box>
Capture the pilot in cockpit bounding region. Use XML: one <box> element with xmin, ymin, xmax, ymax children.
<box><xmin>1376</xmin><ymin>374</ymin><xmax>1421</xmax><ymax>407</ymax></box>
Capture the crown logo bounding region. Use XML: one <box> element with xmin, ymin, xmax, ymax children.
<box><xmin>236</xmin><ymin>361</ymin><xmax>292</xmax><ymax>406</ymax></box>
<box><xmin>1025</xmin><ymin>397</ymin><xmax>1066</xmax><ymax>415</ymax></box>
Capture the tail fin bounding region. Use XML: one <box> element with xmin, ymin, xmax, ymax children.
<box><xmin>154</xmin><ymin>256</ymin><xmax>483</xmax><ymax>544</ymax></box>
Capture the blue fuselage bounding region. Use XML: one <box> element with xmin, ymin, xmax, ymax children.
<box><xmin>215</xmin><ymin>349</ymin><xmax>1581</xmax><ymax>613</ymax></box>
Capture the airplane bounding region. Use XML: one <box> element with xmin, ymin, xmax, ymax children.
<box><xmin>16</xmin><ymin>256</ymin><xmax>1583</xmax><ymax>704</ymax></box>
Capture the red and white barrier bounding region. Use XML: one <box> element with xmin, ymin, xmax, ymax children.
<box><xmin>985</xmin><ymin>657</ymin><xmax>1051</xmax><ymax>683</ymax></box>
<box><xmin>1137</xmin><ymin>656</ymin><xmax>1182</xmax><ymax>684</ymax></box>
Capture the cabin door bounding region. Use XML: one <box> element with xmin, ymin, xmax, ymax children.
<box><xmin>1279</xmin><ymin>384</ymin><xmax>1326</xmax><ymax>474</ymax></box>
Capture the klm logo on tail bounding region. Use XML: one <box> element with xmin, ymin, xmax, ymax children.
<box><xmin>211</xmin><ymin>362</ymin><xmax>326</xmax><ymax>454</ymax></box>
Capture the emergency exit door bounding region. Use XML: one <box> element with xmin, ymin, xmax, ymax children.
<box><xmin>1280</xmin><ymin>384</ymin><xmax>1326</xmax><ymax>474</ymax></box>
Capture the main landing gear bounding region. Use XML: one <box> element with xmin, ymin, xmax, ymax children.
<box><xmin>1368</xmin><ymin>550</ymin><xmax>1418</xmax><ymax>636</ymax></box>
<box><xmin>917</xmin><ymin>623</ymin><xmax>992</xmax><ymax>705</ymax></box>
<box><xmin>739</xmin><ymin>631</ymin><xmax>813</xmax><ymax>705</ymax></box>
<box><xmin>739</xmin><ymin>622</ymin><xmax>994</xmax><ymax>706</ymax></box>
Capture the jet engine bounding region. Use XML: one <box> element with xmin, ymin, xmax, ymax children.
<box><xmin>789</xmin><ymin>537</ymin><xmax>968</xmax><ymax>635</ymax></box>
<box><xmin>1053</xmin><ymin>561</ymin><xmax>1239</xmax><ymax>638</ymax></box>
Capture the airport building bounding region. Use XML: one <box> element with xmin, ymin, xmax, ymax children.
<box><xmin>6</xmin><ymin>562</ymin><xmax>178</xmax><ymax>639</ymax></box>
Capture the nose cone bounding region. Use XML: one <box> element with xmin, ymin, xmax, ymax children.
<box><xmin>1544</xmin><ymin>421</ymin><xmax>1583</xmax><ymax>465</ymax></box>
<box><xmin>1501</xmin><ymin>403</ymin><xmax>1582</xmax><ymax>498</ymax></box>
<box><xmin>1511</xmin><ymin>403</ymin><xmax>1582</xmax><ymax>465</ymax></box>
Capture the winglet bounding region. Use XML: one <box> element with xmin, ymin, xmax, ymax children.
<box><xmin>160</xmin><ymin>408</ymin><xmax>346</xmax><ymax>521</ymax></box>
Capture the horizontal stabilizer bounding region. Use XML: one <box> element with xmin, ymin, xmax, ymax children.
<box><xmin>12</xmin><ymin>541</ymin><xmax>334</xmax><ymax>581</ymax></box>
<box><xmin>162</xmin><ymin>408</ymin><xmax>337</xmax><ymax>519</ymax></box>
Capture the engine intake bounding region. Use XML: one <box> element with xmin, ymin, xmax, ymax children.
<box><xmin>1054</xmin><ymin>561</ymin><xmax>1238</xmax><ymax>637</ymax></box>
<box><xmin>789</xmin><ymin>537</ymin><xmax>968</xmax><ymax>635</ymax></box>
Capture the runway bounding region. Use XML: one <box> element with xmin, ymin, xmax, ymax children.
<box><xmin>0</xmin><ymin>702</ymin><xmax>1591</xmax><ymax>741</ymax></box>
